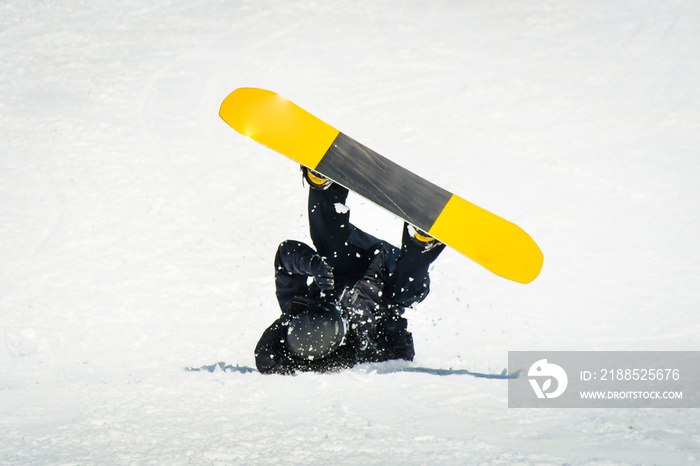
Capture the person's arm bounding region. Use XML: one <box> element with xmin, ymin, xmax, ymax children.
<box><xmin>254</xmin><ymin>318</ymin><xmax>298</xmax><ymax>374</ymax></box>
<box><xmin>274</xmin><ymin>240</ymin><xmax>334</xmax><ymax>313</ymax></box>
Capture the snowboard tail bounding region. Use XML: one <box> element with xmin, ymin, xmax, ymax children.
<box><xmin>220</xmin><ymin>88</ymin><xmax>543</xmax><ymax>284</ymax></box>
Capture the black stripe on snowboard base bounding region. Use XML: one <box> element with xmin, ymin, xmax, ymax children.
<box><xmin>315</xmin><ymin>133</ymin><xmax>453</xmax><ymax>231</ymax></box>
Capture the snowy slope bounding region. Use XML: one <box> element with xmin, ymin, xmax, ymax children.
<box><xmin>1</xmin><ymin>0</ymin><xmax>699</xmax><ymax>463</ymax></box>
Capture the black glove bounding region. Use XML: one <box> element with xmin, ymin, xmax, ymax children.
<box><xmin>308</xmin><ymin>255</ymin><xmax>335</xmax><ymax>291</ymax></box>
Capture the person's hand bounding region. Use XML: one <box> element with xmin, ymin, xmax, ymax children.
<box><xmin>308</xmin><ymin>255</ymin><xmax>335</xmax><ymax>290</ymax></box>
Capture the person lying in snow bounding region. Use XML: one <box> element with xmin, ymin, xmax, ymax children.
<box><xmin>254</xmin><ymin>167</ymin><xmax>445</xmax><ymax>375</ymax></box>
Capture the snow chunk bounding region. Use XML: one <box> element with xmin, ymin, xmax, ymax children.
<box><xmin>334</xmin><ymin>202</ymin><xmax>350</xmax><ymax>214</ymax></box>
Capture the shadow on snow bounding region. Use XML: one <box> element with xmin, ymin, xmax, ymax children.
<box><xmin>185</xmin><ymin>361</ymin><xmax>520</xmax><ymax>379</ymax></box>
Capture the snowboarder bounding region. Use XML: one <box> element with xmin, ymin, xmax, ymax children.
<box><xmin>255</xmin><ymin>168</ymin><xmax>445</xmax><ymax>375</ymax></box>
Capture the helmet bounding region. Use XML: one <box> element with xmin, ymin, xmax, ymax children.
<box><xmin>286</xmin><ymin>301</ymin><xmax>346</xmax><ymax>360</ymax></box>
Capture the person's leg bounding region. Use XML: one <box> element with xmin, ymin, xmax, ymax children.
<box><xmin>308</xmin><ymin>183</ymin><xmax>349</xmax><ymax>255</ymax></box>
<box><xmin>308</xmin><ymin>184</ymin><xmax>368</xmax><ymax>275</ymax></box>
<box><xmin>387</xmin><ymin>223</ymin><xmax>446</xmax><ymax>306</ymax></box>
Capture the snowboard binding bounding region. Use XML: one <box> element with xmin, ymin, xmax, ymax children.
<box><xmin>407</xmin><ymin>224</ymin><xmax>444</xmax><ymax>251</ymax></box>
<box><xmin>301</xmin><ymin>166</ymin><xmax>333</xmax><ymax>190</ymax></box>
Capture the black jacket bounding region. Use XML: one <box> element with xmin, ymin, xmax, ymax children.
<box><xmin>255</xmin><ymin>184</ymin><xmax>444</xmax><ymax>375</ymax></box>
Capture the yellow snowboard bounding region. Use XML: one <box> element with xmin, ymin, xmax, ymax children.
<box><xmin>220</xmin><ymin>88</ymin><xmax>543</xmax><ymax>284</ymax></box>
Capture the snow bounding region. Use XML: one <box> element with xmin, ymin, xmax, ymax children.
<box><xmin>1</xmin><ymin>0</ymin><xmax>699</xmax><ymax>463</ymax></box>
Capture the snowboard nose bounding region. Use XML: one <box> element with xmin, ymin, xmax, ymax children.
<box><xmin>220</xmin><ymin>87</ymin><xmax>339</xmax><ymax>170</ymax></box>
